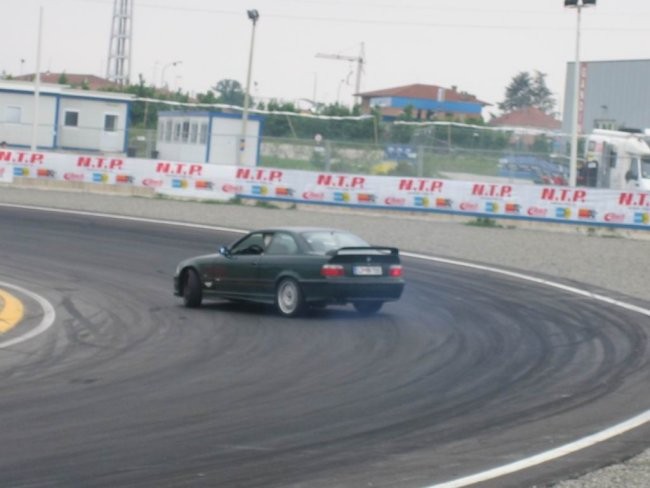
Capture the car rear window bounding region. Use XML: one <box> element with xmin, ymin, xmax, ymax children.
<box><xmin>302</xmin><ymin>231</ymin><xmax>369</xmax><ymax>254</ymax></box>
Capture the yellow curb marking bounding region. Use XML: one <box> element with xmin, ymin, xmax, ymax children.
<box><xmin>0</xmin><ymin>289</ymin><xmax>24</xmax><ymax>333</ymax></box>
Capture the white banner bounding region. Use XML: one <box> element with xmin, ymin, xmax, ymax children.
<box><xmin>0</xmin><ymin>162</ymin><xmax>12</xmax><ymax>183</ymax></box>
<box><xmin>2</xmin><ymin>148</ymin><xmax>649</xmax><ymax>229</ymax></box>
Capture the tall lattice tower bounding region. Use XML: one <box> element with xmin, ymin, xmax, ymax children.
<box><xmin>106</xmin><ymin>0</ymin><xmax>133</xmax><ymax>85</ymax></box>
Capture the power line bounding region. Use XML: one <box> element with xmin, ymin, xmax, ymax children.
<box><xmin>73</xmin><ymin>0</ymin><xmax>650</xmax><ymax>31</ymax></box>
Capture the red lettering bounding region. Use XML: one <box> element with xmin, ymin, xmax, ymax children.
<box><xmin>155</xmin><ymin>162</ymin><xmax>202</xmax><ymax>176</ymax></box>
<box><xmin>472</xmin><ymin>184</ymin><xmax>511</xmax><ymax>197</ymax></box>
<box><xmin>0</xmin><ymin>151</ymin><xmax>44</xmax><ymax>164</ymax></box>
<box><xmin>315</xmin><ymin>174</ymin><xmax>364</xmax><ymax>189</ymax></box>
<box><xmin>109</xmin><ymin>159</ymin><xmax>124</xmax><ymax>170</ymax></box>
<box><xmin>398</xmin><ymin>178</ymin><xmax>443</xmax><ymax>193</ymax></box>
<box><xmin>235</xmin><ymin>168</ymin><xmax>281</xmax><ymax>182</ymax></box>
<box><xmin>236</xmin><ymin>168</ymin><xmax>252</xmax><ymax>179</ymax></box>
<box><xmin>398</xmin><ymin>179</ymin><xmax>414</xmax><ymax>191</ymax></box>
<box><xmin>30</xmin><ymin>153</ymin><xmax>44</xmax><ymax>164</ymax></box>
<box><xmin>351</xmin><ymin>176</ymin><xmax>365</xmax><ymax>189</ymax></box>
<box><xmin>77</xmin><ymin>156</ymin><xmax>123</xmax><ymax>170</ymax></box>
<box><xmin>573</xmin><ymin>190</ymin><xmax>587</xmax><ymax>202</ymax></box>
<box><xmin>541</xmin><ymin>188</ymin><xmax>586</xmax><ymax>203</ymax></box>
<box><xmin>78</xmin><ymin>156</ymin><xmax>92</xmax><ymax>168</ymax></box>
<box><xmin>317</xmin><ymin>174</ymin><xmax>333</xmax><ymax>186</ymax></box>
<box><xmin>641</xmin><ymin>194</ymin><xmax>649</xmax><ymax>206</ymax></box>
<box><xmin>619</xmin><ymin>192</ymin><xmax>649</xmax><ymax>207</ymax></box>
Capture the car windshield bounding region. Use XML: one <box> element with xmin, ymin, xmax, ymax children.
<box><xmin>301</xmin><ymin>230</ymin><xmax>369</xmax><ymax>254</ymax></box>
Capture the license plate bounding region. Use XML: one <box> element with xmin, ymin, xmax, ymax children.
<box><xmin>353</xmin><ymin>265</ymin><xmax>382</xmax><ymax>276</ymax></box>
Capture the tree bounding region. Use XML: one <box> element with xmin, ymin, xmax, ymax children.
<box><xmin>530</xmin><ymin>71</ymin><xmax>555</xmax><ymax>113</ymax></box>
<box><xmin>498</xmin><ymin>70</ymin><xmax>555</xmax><ymax>113</ymax></box>
<box><xmin>213</xmin><ymin>79</ymin><xmax>245</xmax><ymax>106</ymax></box>
<box><xmin>196</xmin><ymin>90</ymin><xmax>218</xmax><ymax>104</ymax></box>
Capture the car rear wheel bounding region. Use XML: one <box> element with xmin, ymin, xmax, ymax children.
<box><xmin>183</xmin><ymin>269</ymin><xmax>202</xmax><ymax>308</ymax></box>
<box><xmin>276</xmin><ymin>278</ymin><xmax>304</xmax><ymax>317</ymax></box>
<box><xmin>354</xmin><ymin>301</ymin><xmax>383</xmax><ymax>315</ymax></box>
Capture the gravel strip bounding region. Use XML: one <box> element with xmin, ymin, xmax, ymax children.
<box><xmin>1</xmin><ymin>184</ymin><xmax>649</xmax><ymax>487</ymax></box>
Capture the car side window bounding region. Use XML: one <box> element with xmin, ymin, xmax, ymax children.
<box><xmin>231</xmin><ymin>233</ymin><xmax>265</xmax><ymax>255</ymax></box>
<box><xmin>265</xmin><ymin>233</ymin><xmax>298</xmax><ymax>255</ymax></box>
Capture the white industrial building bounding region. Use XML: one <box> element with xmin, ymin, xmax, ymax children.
<box><xmin>156</xmin><ymin>111</ymin><xmax>263</xmax><ymax>166</ymax></box>
<box><xmin>0</xmin><ymin>80</ymin><xmax>133</xmax><ymax>153</ymax></box>
<box><xmin>563</xmin><ymin>59</ymin><xmax>650</xmax><ymax>134</ymax></box>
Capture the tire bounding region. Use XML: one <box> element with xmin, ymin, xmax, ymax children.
<box><xmin>275</xmin><ymin>278</ymin><xmax>304</xmax><ymax>317</ymax></box>
<box><xmin>183</xmin><ymin>269</ymin><xmax>202</xmax><ymax>308</ymax></box>
<box><xmin>354</xmin><ymin>301</ymin><xmax>383</xmax><ymax>316</ymax></box>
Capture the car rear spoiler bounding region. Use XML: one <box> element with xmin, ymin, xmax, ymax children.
<box><xmin>332</xmin><ymin>246</ymin><xmax>399</xmax><ymax>256</ymax></box>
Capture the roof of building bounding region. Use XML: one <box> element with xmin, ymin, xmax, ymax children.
<box><xmin>357</xmin><ymin>83</ymin><xmax>489</xmax><ymax>106</ymax></box>
<box><xmin>489</xmin><ymin>106</ymin><xmax>561</xmax><ymax>130</ymax></box>
<box><xmin>13</xmin><ymin>73</ymin><xmax>119</xmax><ymax>91</ymax></box>
<box><xmin>0</xmin><ymin>80</ymin><xmax>134</xmax><ymax>102</ymax></box>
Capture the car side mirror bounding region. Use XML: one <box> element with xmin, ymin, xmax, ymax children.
<box><xmin>219</xmin><ymin>246</ymin><xmax>230</xmax><ymax>256</ymax></box>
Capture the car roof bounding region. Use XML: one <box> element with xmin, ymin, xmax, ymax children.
<box><xmin>252</xmin><ymin>227</ymin><xmax>349</xmax><ymax>234</ymax></box>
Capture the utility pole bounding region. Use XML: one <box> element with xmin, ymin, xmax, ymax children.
<box><xmin>238</xmin><ymin>9</ymin><xmax>259</xmax><ymax>166</ymax></box>
<box><xmin>31</xmin><ymin>7</ymin><xmax>43</xmax><ymax>151</ymax></box>
<box><xmin>315</xmin><ymin>42</ymin><xmax>365</xmax><ymax>106</ymax></box>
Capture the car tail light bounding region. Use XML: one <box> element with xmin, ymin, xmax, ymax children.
<box><xmin>389</xmin><ymin>265</ymin><xmax>403</xmax><ymax>277</ymax></box>
<box><xmin>321</xmin><ymin>264</ymin><xmax>345</xmax><ymax>277</ymax></box>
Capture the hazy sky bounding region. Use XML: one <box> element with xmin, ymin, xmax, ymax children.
<box><xmin>3</xmin><ymin>0</ymin><xmax>649</xmax><ymax>117</ymax></box>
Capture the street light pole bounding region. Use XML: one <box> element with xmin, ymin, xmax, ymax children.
<box><xmin>565</xmin><ymin>0</ymin><xmax>596</xmax><ymax>187</ymax></box>
<box><xmin>161</xmin><ymin>60</ymin><xmax>182</xmax><ymax>89</ymax></box>
<box><xmin>238</xmin><ymin>9</ymin><xmax>259</xmax><ymax>166</ymax></box>
<box><xmin>31</xmin><ymin>7</ymin><xmax>43</xmax><ymax>152</ymax></box>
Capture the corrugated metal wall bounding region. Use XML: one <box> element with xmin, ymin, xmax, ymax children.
<box><xmin>563</xmin><ymin>59</ymin><xmax>650</xmax><ymax>134</ymax></box>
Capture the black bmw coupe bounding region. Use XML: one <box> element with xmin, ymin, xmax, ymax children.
<box><xmin>174</xmin><ymin>227</ymin><xmax>405</xmax><ymax>316</ymax></box>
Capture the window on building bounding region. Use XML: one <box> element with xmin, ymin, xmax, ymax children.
<box><xmin>174</xmin><ymin>122</ymin><xmax>181</xmax><ymax>142</ymax></box>
<box><xmin>165</xmin><ymin>120</ymin><xmax>173</xmax><ymax>142</ymax></box>
<box><xmin>5</xmin><ymin>106</ymin><xmax>21</xmax><ymax>123</ymax></box>
<box><xmin>64</xmin><ymin>110</ymin><xmax>79</xmax><ymax>127</ymax></box>
<box><xmin>104</xmin><ymin>114</ymin><xmax>118</xmax><ymax>132</ymax></box>
<box><xmin>594</xmin><ymin>119</ymin><xmax>616</xmax><ymax>130</ymax></box>
<box><xmin>181</xmin><ymin>121</ymin><xmax>190</xmax><ymax>143</ymax></box>
<box><xmin>158</xmin><ymin>121</ymin><xmax>164</xmax><ymax>141</ymax></box>
<box><xmin>199</xmin><ymin>123</ymin><xmax>208</xmax><ymax>144</ymax></box>
<box><xmin>190</xmin><ymin>122</ymin><xmax>198</xmax><ymax>143</ymax></box>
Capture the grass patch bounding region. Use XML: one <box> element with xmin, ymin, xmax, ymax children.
<box><xmin>466</xmin><ymin>217</ymin><xmax>501</xmax><ymax>228</ymax></box>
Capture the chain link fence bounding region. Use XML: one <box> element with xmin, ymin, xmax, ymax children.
<box><xmin>108</xmin><ymin>119</ymin><xmax>576</xmax><ymax>186</ymax></box>
<box><xmin>124</xmin><ymin>121</ymin><xmax>574</xmax><ymax>185</ymax></box>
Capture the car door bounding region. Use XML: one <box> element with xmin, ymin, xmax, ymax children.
<box><xmin>215</xmin><ymin>232</ymin><xmax>266</xmax><ymax>298</ymax></box>
<box><xmin>257</xmin><ymin>232</ymin><xmax>300</xmax><ymax>298</ymax></box>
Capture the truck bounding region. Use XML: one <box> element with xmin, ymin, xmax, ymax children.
<box><xmin>581</xmin><ymin>129</ymin><xmax>650</xmax><ymax>190</ymax></box>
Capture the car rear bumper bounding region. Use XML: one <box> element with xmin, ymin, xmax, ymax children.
<box><xmin>301</xmin><ymin>278</ymin><xmax>405</xmax><ymax>303</ymax></box>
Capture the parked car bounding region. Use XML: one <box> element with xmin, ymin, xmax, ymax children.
<box><xmin>173</xmin><ymin>227</ymin><xmax>405</xmax><ymax>316</ymax></box>
<box><xmin>498</xmin><ymin>155</ymin><xmax>568</xmax><ymax>185</ymax></box>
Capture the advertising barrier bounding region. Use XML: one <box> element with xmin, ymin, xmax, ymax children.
<box><xmin>1</xmin><ymin>148</ymin><xmax>649</xmax><ymax>229</ymax></box>
<box><xmin>0</xmin><ymin>163</ymin><xmax>12</xmax><ymax>183</ymax></box>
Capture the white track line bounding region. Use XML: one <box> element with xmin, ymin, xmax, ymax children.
<box><xmin>0</xmin><ymin>280</ymin><xmax>56</xmax><ymax>349</ymax></box>
<box><xmin>2</xmin><ymin>202</ymin><xmax>650</xmax><ymax>486</ymax></box>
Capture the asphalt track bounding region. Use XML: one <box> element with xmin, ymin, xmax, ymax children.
<box><xmin>1</xmin><ymin>206</ymin><xmax>649</xmax><ymax>488</ymax></box>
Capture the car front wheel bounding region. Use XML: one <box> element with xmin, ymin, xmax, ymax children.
<box><xmin>183</xmin><ymin>269</ymin><xmax>202</xmax><ymax>308</ymax></box>
<box><xmin>276</xmin><ymin>278</ymin><xmax>304</xmax><ymax>317</ymax></box>
<box><xmin>353</xmin><ymin>301</ymin><xmax>383</xmax><ymax>316</ymax></box>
